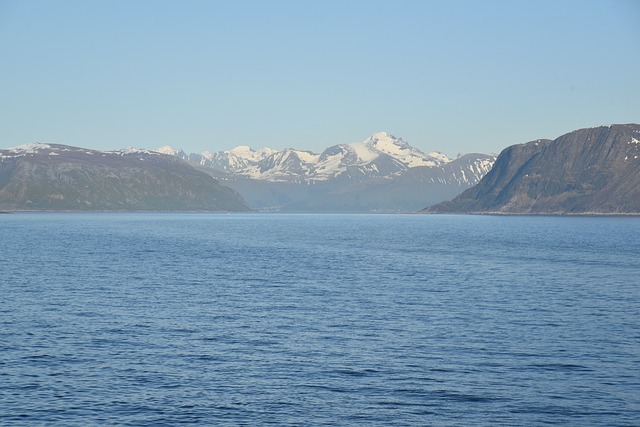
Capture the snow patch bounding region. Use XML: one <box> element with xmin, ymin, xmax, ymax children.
<box><xmin>112</xmin><ymin>147</ymin><xmax>158</xmax><ymax>156</ymax></box>
<box><xmin>9</xmin><ymin>143</ymin><xmax>52</xmax><ymax>153</ymax></box>
<box><xmin>157</xmin><ymin>145</ymin><xmax>182</xmax><ymax>155</ymax></box>
<box><xmin>348</xmin><ymin>141</ymin><xmax>379</xmax><ymax>163</ymax></box>
<box><xmin>294</xmin><ymin>150</ymin><xmax>321</xmax><ymax>164</ymax></box>
<box><xmin>427</xmin><ymin>151</ymin><xmax>451</xmax><ymax>163</ymax></box>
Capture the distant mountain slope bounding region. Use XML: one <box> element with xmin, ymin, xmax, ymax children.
<box><xmin>0</xmin><ymin>144</ymin><xmax>250</xmax><ymax>211</ymax></box>
<box><xmin>159</xmin><ymin>132</ymin><xmax>496</xmax><ymax>212</ymax></box>
<box><xmin>424</xmin><ymin>124</ymin><xmax>640</xmax><ymax>214</ymax></box>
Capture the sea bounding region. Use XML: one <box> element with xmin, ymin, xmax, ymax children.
<box><xmin>1</xmin><ymin>213</ymin><xmax>639</xmax><ymax>426</ymax></box>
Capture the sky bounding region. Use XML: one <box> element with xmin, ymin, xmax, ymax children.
<box><xmin>0</xmin><ymin>0</ymin><xmax>638</xmax><ymax>157</ymax></box>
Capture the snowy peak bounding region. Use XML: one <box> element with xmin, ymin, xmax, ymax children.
<box><xmin>248</xmin><ymin>148</ymin><xmax>321</xmax><ymax>180</ymax></box>
<box><xmin>159</xmin><ymin>132</ymin><xmax>465</xmax><ymax>182</ymax></box>
<box><xmin>157</xmin><ymin>145</ymin><xmax>180</xmax><ymax>155</ymax></box>
<box><xmin>357</xmin><ymin>132</ymin><xmax>450</xmax><ymax>167</ymax></box>
<box><xmin>362</xmin><ymin>132</ymin><xmax>413</xmax><ymax>156</ymax></box>
<box><xmin>157</xmin><ymin>145</ymin><xmax>188</xmax><ymax>159</ymax></box>
<box><xmin>228</xmin><ymin>145</ymin><xmax>276</xmax><ymax>162</ymax></box>
<box><xmin>363</xmin><ymin>131</ymin><xmax>403</xmax><ymax>149</ymax></box>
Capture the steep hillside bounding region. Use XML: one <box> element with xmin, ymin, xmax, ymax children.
<box><xmin>0</xmin><ymin>144</ymin><xmax>250</xmax><ymax>211</ymax></box>
<box><xmin>424</xmin><ymin>124</ymin><xmax>640</xmax><ymax>214</ymax></box>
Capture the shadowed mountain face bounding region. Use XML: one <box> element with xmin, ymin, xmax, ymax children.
<box><xmin>0</xmin><ymin>144</ymin><xmax>250</xmax><ymax>211</ymax></box>
<box><xmin>424</xmin><ymin>124</ymin><xmax>640</xmax><ymax>214</ymax></box>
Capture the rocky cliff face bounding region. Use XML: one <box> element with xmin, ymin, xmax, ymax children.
<box><xmin>424</xmin><ymin>124</ymin><xmax>640</xmax><ymax>214</ymax></box>
<box><xmin>0</xmin><ymin>144</ymin><xmax>250</xmax><ymax>211</ymax></box>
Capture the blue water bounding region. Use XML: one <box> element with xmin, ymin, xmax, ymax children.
<box><xmin>1</xmin><ymin>213</ymin><xmax>639</xmax><ymax>426</ymax></box>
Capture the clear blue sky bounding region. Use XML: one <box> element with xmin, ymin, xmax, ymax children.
<box><xmin>1</xmin><ymin>0</ymin><xmax>638</xmax><ymax>156</ymax></box>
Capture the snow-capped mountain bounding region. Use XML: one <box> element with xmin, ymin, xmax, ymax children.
<box><xmin>157</xmin><ymin>145</ymin><xmax>188</xmax><ymax>159</ymax></box>
<box><xmin>160</xmin><ymin>132</ymin><xmax>457</xmax><ymax>183</ymax></box>
<box><xmin>157</xmin><ymin>132</ymin><xmax>496</xmax><ymax>212</ymax></box>
<box><xmin>355</xmin><ymin>132</ymin><xmax>450</xmax><ymax>167</ymax></box>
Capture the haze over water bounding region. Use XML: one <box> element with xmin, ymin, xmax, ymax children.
<box><xmin>1</xmin><ymin>213</ymin><xmax>639</xmax><ymax>425</ymax></box>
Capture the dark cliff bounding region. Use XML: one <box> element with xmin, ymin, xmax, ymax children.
<box><xmin>424</xmin><ymin>124</ymin><xmax>640</xmax><ymax>214</ymax></box>
<box><xmin>0</xmin><ymin>144</ymin><xmax>250</xmax><ymax>211</ymax></box>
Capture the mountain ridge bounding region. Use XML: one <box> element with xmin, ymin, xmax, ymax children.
<box><xmin>424</xmin><ymin>124</ymin><xmax>640</xmax><ymax>214</ymax></box>
<box><xmin>158</xmin><ymin>132</ymin><xmax>496</xmax><ymax>212</ymax></box>
<box><xmin>158</xmin><ymin>132</ymin><xmax>463</xmax><ymax>182</ymax></box>
<box><xmin>0</xmin><ymin>143</ymin><xmax>250</xmax><ymax>212</ymax></box>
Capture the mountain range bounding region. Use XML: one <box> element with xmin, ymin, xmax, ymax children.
<box><xmin>159</xmin><ymin>132</ymin><xmax>496</xmax><ymax>212</ymax></box>
<box><xmin>6</xmin><ymin>124</ymin><xmax>633</xmax><ymax>214</ymax></box>
<box><xmin>424</xmin><ymin>124</ymin><xmax>640</xmax><ymax>214</ymax></box>
<box><xmin>0</xmin><ymin>144</ymin><xmax>249</xmax><ymax>211</ymax></box>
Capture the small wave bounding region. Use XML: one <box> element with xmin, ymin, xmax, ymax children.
<box><xmin>527</xmin><ymin>363</ymin><xmax>593</xmax><ymax>372</ymax></box>
<box><xmin>331</xmin><ymin>368</ymin><xmax>378</xmax><ymax>377</ymax></box>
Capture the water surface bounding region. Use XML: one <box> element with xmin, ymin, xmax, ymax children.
<box><xmin>1</xmin><ymin>213</ymin><xmax>639</xmax><ymax>425</ymax></box>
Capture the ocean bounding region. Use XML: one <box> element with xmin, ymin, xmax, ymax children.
<box><xmin>1</xmin><ymin>213</ymin><xmax>639</xmax><ymax>426</ymax></box>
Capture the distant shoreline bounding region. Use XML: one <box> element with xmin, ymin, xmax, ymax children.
<box><xmin>1</xmin><ymin>209</ymin><xmax>639</xmax><ymax>216</ymax></box>
<box><xmin>421</xmin><ymin>211</ymin><xmax>640</xmax><ymax>217</ymax></box>
<box><xmin>0</xmin><ymin>210</ymin><xmax>241</xmax><ymax>214</ymax></box>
